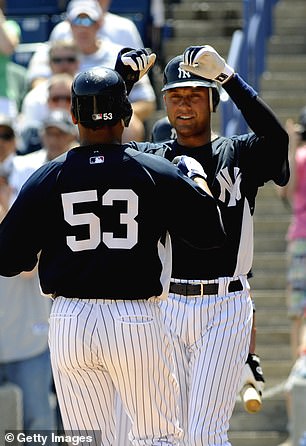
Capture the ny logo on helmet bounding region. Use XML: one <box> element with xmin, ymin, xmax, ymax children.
<box><xmin>178</xmin><ymin>66</ymin><xmax>191</xmax><ymax>79</ymax></box>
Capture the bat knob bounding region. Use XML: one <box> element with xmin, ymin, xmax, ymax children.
<box><xmin>240</xmin><ymin>384</ymin><xmax>262</xmax><ymax>414</ymax></box>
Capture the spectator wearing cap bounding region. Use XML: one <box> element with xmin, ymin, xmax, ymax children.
<box><xmin>26</xmin><ymin>0</ymin><xmax>156</xmax><ymax>142</ymax></box>
<box><xmin>50</xmin><ymin>0</ymin><xmax>144</xmax><ymax>49</ymax></box>
<box><xmin>24</xmin><ymin>108</ymin><xmax>79</xmax><ymax>167</ymax></box>
<box><xmin>28</xmin><ymin>0</ymin><xmax>144</xmax><ymax>85</ymax></box>
<box><xmin>0</xmin><ymin>115</ymin><xmax>56</xmax><ymax>432</ymax></box>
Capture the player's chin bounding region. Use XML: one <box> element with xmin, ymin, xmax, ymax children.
<box><xmin>175</xmin><ymin>120</ymin><xmax>196</xmax><ymax>135</ymax></box>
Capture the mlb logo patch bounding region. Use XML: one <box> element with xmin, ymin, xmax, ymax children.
<box><xmin>90</xmin><ymin>155</ymin><xmax>105</xmax><ymax>164</ymax></box>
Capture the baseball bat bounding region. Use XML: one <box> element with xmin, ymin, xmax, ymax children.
<box><xmin>240</xmin><ymin>384</ymin><xmax>262</xmax><ymax>414</ymax></box>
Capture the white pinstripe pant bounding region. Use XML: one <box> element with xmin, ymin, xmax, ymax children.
<box><xmin>49</xmin><ymin>296</ymin><xmax>182</xmax><ymax>446</ymax></box>
<box><xmin>160</xmin><ymin>276</ymin><xmax>253</xmax><ymax>446</ymax></box>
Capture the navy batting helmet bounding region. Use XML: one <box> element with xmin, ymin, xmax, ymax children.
<box><xmin>71</xmin><ymin>67</ymin><xmax>133</xmax><ymax>129</ymax></box>
<box><xmin>151</xmin><ymin>116</ymin><xmax>177</xmax><ymax>143</ymax></box>
<box><xmin>162</xmin><ymin>55</ymin><xmax>220</xmax><ymax>112</ymax></box>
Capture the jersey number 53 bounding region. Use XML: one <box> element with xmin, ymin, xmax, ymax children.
<box><xmin>61</xmin><ymin>189</ymin><xmax>138</xmax><ymax>251</ymax></box>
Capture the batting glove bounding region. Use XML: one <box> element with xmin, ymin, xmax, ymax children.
<box><xmin>115</xmin><ymin>47</ymin><xmax>156</xmax><ymax>94</ymax></box>
<box><xmin>238</xmin><ymin>353</ymin><xmax>265</xmax><ymax>396</ymax></box>
<box><xmin>172</xmin><ymin>155</ymin><xmax>207</xmax><ymax>180</ymax></box>
<box><xmin>180</xmin><ymin>45</ymin><xmax>234</xmax><ymax>84</ymax></box>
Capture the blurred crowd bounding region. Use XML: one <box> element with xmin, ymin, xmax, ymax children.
<box><xmin>2</xmin><ymin>0</ymin><xmax>168</xmax><ymax>155</ymax></box>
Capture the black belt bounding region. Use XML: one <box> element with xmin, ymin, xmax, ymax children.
<box><xmin>169</xmin><ymin>279</ymin><xmax>243</xmax><ymax>296</ymax></box>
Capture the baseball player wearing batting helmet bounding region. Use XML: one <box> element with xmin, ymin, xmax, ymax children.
<box><xmin>116</xmin><ymin>45</ymin><xmax>289</xmax><ymax>445</ymax></box>
<box><xmin>0</xmin><ymin>56</ymin><xmax>226</xmax><ymax>445</ymax></box>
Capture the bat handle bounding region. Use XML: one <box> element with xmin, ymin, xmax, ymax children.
<box><xmin>240</xmin><ymin>383</ymin><xmax>262</xmax><ymax>414</ymax></box>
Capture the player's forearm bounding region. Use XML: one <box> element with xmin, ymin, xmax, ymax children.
<box><xmin>223</xmin><ymin>74</ymin><xmax>288</xmax><ymax>143</ymax></box>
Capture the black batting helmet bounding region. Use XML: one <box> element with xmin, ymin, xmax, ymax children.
<box><xmin>71</xmin><ymin>67</ymin><xmax>133</xmax><ymax>129</ymax></box>
<box><xmin>162</xmin><ymin>55</ymin><xmax>220</xmax><ymax>112</ymax></box>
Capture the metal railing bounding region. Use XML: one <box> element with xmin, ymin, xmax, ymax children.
<box><xmin>220</xmin><ymin>0</ymin><xmax>279</xmax><ymax>136</ymax></box>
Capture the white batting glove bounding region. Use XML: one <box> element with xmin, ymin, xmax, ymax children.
<box><xmin>172</xmin><ymin>155</ymin><xmax>207</xmax><ymax>180</ymax></box>
<box><xmin>238</xmin><ymin>353</ymin><xmax>265</xmax><ymax>395</ymax></box>
<box><xmin>121</xmin><ymin>48</ymin><xmax>156</xmax><ymax>80</ymax></box>
<box><xmin>180</xmin><ymin>45</ymin><xmax>234</xmax><ymax>84</ymax></box>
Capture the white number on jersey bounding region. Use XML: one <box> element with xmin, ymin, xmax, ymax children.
<box><xmin>61</xmin><ymin>189</ymin><xmax>138</xmax><ymax>251</ymax></box>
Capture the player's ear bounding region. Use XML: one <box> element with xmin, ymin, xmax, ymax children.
<box><xmin>71</xmin><ymin>110</ymin><xmax>78</xmax><ymax>124</ymax></box>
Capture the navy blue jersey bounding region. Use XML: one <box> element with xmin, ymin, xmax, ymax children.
<box><xmin>0</xmin><ymin>143</ymin><xmax>225</xmax><ymax>299</ymax></box>
<box><xmin>134</xmin><ymin>74</ymin><xmax>289</xmax><ymax>279</ymax></box>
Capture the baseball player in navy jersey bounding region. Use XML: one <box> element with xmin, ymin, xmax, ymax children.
<box><xmin>114</xmin><ymin>45</ymin><xmax>289</xmax><ymax>445</ymax></box>
<box><xmin>0</xmin><ymin>57</ymin><xmax>226</xmax><ymax>445</ymax></box>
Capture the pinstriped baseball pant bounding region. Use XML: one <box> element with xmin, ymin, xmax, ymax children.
<box><xmin>160</xmin><ymin>277</ymin><xmax>253</xmax><ymax>446</ymax></box>
<box><xmin>49</xmin><ymin>296</ymin><xmax>183</xmax><ymax>446</ymax></box>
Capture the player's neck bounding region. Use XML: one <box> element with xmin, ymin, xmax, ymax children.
<box><xmin>176</xmin><ymin>130</ymin><xmax>217</xmax><ymax>148</ymax></box>
<box><xmin>78</xmin><ymin>124</ymin><xmax>123</xmax><ymax>146</ymax></box>
<box><xmin>80</xmin><ymin>135</ymin><xmax>122</xmax><ymax>146</ymax></box>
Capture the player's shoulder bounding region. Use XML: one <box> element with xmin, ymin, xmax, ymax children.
<box><xmin>212</xmin><ymin>134</ymin><xmax>253</xmax><ymax>153</ymax></box>
<box><xmin>124</xmin><ymin>142</ymin><xmax>176</xmax><ymax>170</ymax></box>
<box><xmin>52</xmin><ymin>151</ymin><xmax>69</xmax><ymax>164</ymax></box>
<box><xmin>127</xmin><ymin>140</ymin><xmax>175</xmax><ymax>158</ymax></box>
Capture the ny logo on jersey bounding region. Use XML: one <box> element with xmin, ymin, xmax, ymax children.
<box><xmin>216</xmin><ymin>167</ymin><xmax>242</xmax><ymax>207</ymax></box>
<box><xmin>170</xmin><ymin>127</ymin><xmax>177</xmax><ymax>140</ymax></box>
<box><xmin>177</xmin><ymin>66</ymin><xmax>191</xmax><ymax>79</ymax></box>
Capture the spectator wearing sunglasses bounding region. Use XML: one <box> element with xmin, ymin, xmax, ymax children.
<box><xmin>18</xmin><ymin>73</ymin><xmax>74</xmax><ymax>155</ymax></box>
<box><xmin>50</xmin><ymin>0</ymin><xmax>144</xmax><ymax>49</ymax></box>
<box><xmin>47</xmin><ymin>73</ymin><xmax>74</xmax><ymax>110</ymax></box>
<box><xmin>27</xmin><ymin>40</ymin><xmax>80</xmax><ymax>90</ymax></box>
<box><xmin>21</xmin><ymin>40</ymin><xmax>79</xmax><ymax>123</ymax></box>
